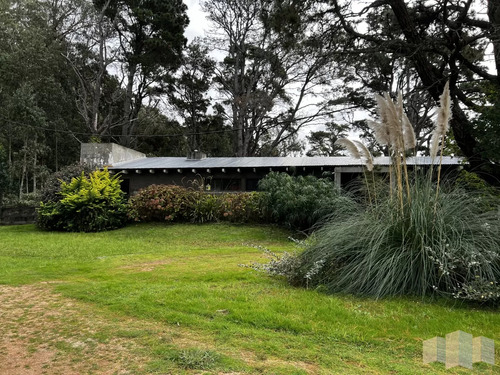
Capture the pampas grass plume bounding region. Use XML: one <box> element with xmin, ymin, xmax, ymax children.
<box><xmin>367</xmin><ymin>120</ymin><xmax>391</xmax><ymax>146</ymax></box>
<box><xmin>353</xmin><ymin>140</ymin><xmax>374</xmax><ymax>171</ymax></box>
<box><xmin>430</xmin><ymin>81</ymin><xmax>452</xmax><ymax>160</ymax></box>
<box><xmin>383</xmin><ymin>92</ymin><xmax>403</xmax><ymax>151</ymax></box>
<box><xmin>335</xmin><ymin>138</ymin><xmax>361</xmax><ymax>160</ymax></box>
<box><xmin>402</xmin><ymin>112</ymin><xmax>416</xmax><ymax>150</ymax></box>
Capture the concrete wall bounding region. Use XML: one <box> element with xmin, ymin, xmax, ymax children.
<box><xmin>80</xmin><ymin>143</ymin><xmax>146</xmax><ymax>168</ymax></box>
<box><xmin>0</xmin><ymin>206</ymin><xmax>37</xmax><ymax>225</ymax></box>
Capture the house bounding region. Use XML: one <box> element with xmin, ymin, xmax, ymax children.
<box><xmin>80</xmin><ymin>143</ymin><xmax>464</xmax><ymax>194</ymax></box>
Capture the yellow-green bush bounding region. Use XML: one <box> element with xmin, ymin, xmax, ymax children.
<box><xmin>37</xmin><ymin>169</ymin><xmax>127</xmax><ymax>232</ymax></box>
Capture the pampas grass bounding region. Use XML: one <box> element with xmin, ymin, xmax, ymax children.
<box><xmin>430</xmin><ymin>82</ymin><xmax>452</xmax><ymax>206</ymax></box>
<box><xmin>296</xmin><ymin>178</ymin><xmax>500</xmax><ymax>299</ymax></box>
<box><xmin>353</xmin><ymin>140</ymin><xmax>374</xmax><ymax>172</ymax></box>
<box><xmin>402</xmin><ymin>112</ymin><xmax>416</xmax><ymax>150</ymax></box>
<box><xmin>367</xmin><ymin>120</ymin><xmax>391</xmax><ymax>146</ymax></box>
<box><xmin>371</xmin><ymin>91</ymin><xmax>417</xmax><ymax>211</ymax></box>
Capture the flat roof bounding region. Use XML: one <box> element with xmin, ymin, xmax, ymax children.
<box><xmin>109</xmin><ymin>156</ymin><xmax>464</xmax><ymax>170</ymax></box>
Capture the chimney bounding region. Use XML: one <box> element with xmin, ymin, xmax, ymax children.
<box><xmin>187</xmin><ymin>150</ymin><xmax>207</xmax><ymax>160</ymax></box>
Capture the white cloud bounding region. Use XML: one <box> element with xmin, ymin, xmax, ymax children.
<box><xmin>184</xmin><ymin>0</ymin><xmax>206</xmax><ymax>42</ymax></box>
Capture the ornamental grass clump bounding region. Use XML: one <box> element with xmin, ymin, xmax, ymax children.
<box><xmin>295</xmin><ymin>179</ymin><xmax>500</xmax><ymax>300</ymax></box>
<box><xmin>295</xmin><ymin>83</ymin><xmax>500</xmax><ymax>303</ymax></box>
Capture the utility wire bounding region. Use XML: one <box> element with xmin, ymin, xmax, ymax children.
<box><xmin>0</xmin><ymin>115</ymin><xmax>324</xmax><ymax>138</ymax></box>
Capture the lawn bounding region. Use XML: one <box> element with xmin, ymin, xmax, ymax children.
<box><xmin>0</xmin><ymin>223</ymin><xmax>498</xmax><ymax>374</ymax></box>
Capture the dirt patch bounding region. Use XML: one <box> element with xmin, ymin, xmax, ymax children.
<box><xmin>0</xmin><ymin>284</ymin><xmax>321</xmax><ymax>374</ymax></box>
<box><xmin>0</xmin><ymin>284</ymin><xmax>146</xmax><ymax>375</ymax></box>
<box><xmin>117</xmin><ymin>259</ymin><xmax>172</xmax><ymax>272</ymax></box>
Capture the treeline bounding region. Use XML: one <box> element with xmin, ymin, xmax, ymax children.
<box><xmin>1</xmin><ymin>0</ymin><xmax>500</xmax><ymax>202</ymax></box>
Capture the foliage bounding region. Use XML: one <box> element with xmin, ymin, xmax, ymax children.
<box><xmin>37</xmin><ymin>169</ymin><xmax>127</xmax><ymax>232</ymax></box>
<box><xmin>96</xmin><ymin>0</ymin><xmax>189</xmax><ymax>146</ymax></box>
<box><xmin>258</xmin><ymin>172</ymin><xmax>357</xmax><ymax>231</ymax></box>
<box><xmin>295</xmin><ymin>178</ymin><xmax>500</xmax><ymax>303</ymax></box>
<box><xmin>127</xmin><ymin>184</ymin><xmax>265</xmax><ymax>224</ymax></box>
<box><xmin>167</xmin><ymin>42</ymin><xmax>233</xmax><ymax>156</ymax></box>
<box><xmin>40</xmin><ymin>163</ymin><xmax>95</xmax><ymax>203</ymax></box>
<box><xmin>127</xmin><ymin>185</ymin><xmax>201</xmax><ymax>222</ymax></box>
<box><xmin>242</xmin><ymin>242</ymin><xmax>303</xmax><ymax>284</ymax></box>
<box><xmin>218</xmin><ymin>192</ymin><xmax>264</xmax><ymax>223</ymax></box>
<box><xmin>133</xmin><ymin>107</ymin><xmax>189</xmax><ymax>157</ymax></box>
<box><xmin>454</xmin><ymin>170</ymin><xmax>500</xmax><ymax>211</ymax></box>
<box><xmin>306</xmin><ymin>122</ymin><xmax>350</xmax><ymax>156</ymax></box>
<box><xmin>2</xmin><ymin>192</ymin><xmax>41</xmax><ymax>207</ymax></box>
<box><xmin>0</xmin><ymin>0</ymin><xmax>85</xmax><ymax>183</ymax></box>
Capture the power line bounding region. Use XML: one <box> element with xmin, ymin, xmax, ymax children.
<box><xmin>0</xmin><ymin>114</ymin><xmax>323</xmax><ymax>139</ymax></box>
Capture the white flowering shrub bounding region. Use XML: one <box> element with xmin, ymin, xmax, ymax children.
<box><xmin>240</xmin><ymin>240</ymin><xmax>304</xmax><ymax>284</ymax></box>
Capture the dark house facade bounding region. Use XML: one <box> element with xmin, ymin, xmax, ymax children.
<box><xmin>80</xmin><ymin>143</ymin><xmax>464</xmax><ymax>195</ymax></box>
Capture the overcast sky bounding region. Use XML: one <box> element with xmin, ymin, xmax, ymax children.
<box><xmin>184</xmin><ymin>0</ymin><xmax>206</xmax><ymax>42</ymax></box>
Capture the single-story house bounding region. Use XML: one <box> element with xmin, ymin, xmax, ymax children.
<box><xmin>80</xmin><ymin>143</ymin><xmax>464</xmax><ymax>194</ymax></box>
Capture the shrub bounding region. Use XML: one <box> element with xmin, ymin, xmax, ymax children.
<box><xmin>219</xmin><ymin>192</ymin><xmax>264</xmax><ymax>223</ymax></box>
<box><xmin>191</xmin><ymin>192</ymin><xmax>222</xmax><ymax>223</ymax></box>
<box><xmin>242</xmin><ymin>242</ymin><xmax>303</xmax><ymax>284</ymax></box>
<box><xmin>40</xmin><ymin>163</ymin><xmax>94</xmax><ymax>204</ymax></box>
<box><xmin>128</xmin><ymin>185</ymin><xmax>265</xmax><ymax>224</ymax></box>
<box><xmin>258</xmin><ymin>172</ymin><xmax>357</xmax><ymax>231</ymax></box>
<box><xmin>128</xmin><ymin>185</ymin><xmax>200</xmax><ymax>222</ymax></box>
<box><xmin>454</xmin><ymin>170</ymin><xmax>500</xmax><ymax>211</ymax></box>
<box><xmin>37</xmin><ymin>169</ymin><xmax>127</xmax><ymax>232</ymax></box>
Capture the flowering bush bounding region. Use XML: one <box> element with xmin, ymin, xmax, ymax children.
<box><xmin>128</xmin><ymin>185</ymin><xmax>200</xmax><ymax>222</ymax></box>
<box><xmin>128</xmin><ymin>185</ymin><xmax>265</xmax><ymax>224</ymax></box>
<box><xmin>219</xmin><ymin>192</ymin><xmax>264</xmax><ymax>223</ymax></box>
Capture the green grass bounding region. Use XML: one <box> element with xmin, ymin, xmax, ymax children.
<box><xmin>0</xmin><ymin>223</ymin><xmax>499</xmax><ymax>374</ymax></box>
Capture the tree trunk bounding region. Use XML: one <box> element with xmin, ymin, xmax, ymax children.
<box><xmin>33</xmin><ymin>137</ymin><xmax>37</xmax><ymax>194</ymax></box>
<box><xmin>387</xmin><ymin>0</ymin><xmax>483</xmax><ymax>172</ymax></box>
<box><xmin>121</xmin><ymin>62</ymin><xmax>137</xmax><ymax>147</ymax></box>
<box><xmin>488</xmin><ymin>0</ymin><xmax>500</xmax><ymax>86</ymax></box>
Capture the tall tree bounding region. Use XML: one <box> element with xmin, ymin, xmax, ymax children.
<box><xmin>96</xmin><ymin>0</ymin><xmax>189</xmax><ymax>146</ymax></box>
<box><xmin>64</xmin><ymin>0</ymin><xmax>122</xmax><ymax>139</ymax></box>
<box><xmin>167</xmin><ymin>41</ymin><xmax>231</xmax><ymax>155</ymax></box>
<box><xmin>306</xmin><ymin>122</ymin><xmax>349</xmax><ymax>156</ymax></box>
<box><xmin>202</xmin><ymin>0</ymin><xmax>339</xmax><ymax>156</ymax></box>
<box><xmin>327</xmin><ymin>0</ymin><xmax>500</xmax><ymax>178</ymax></box>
